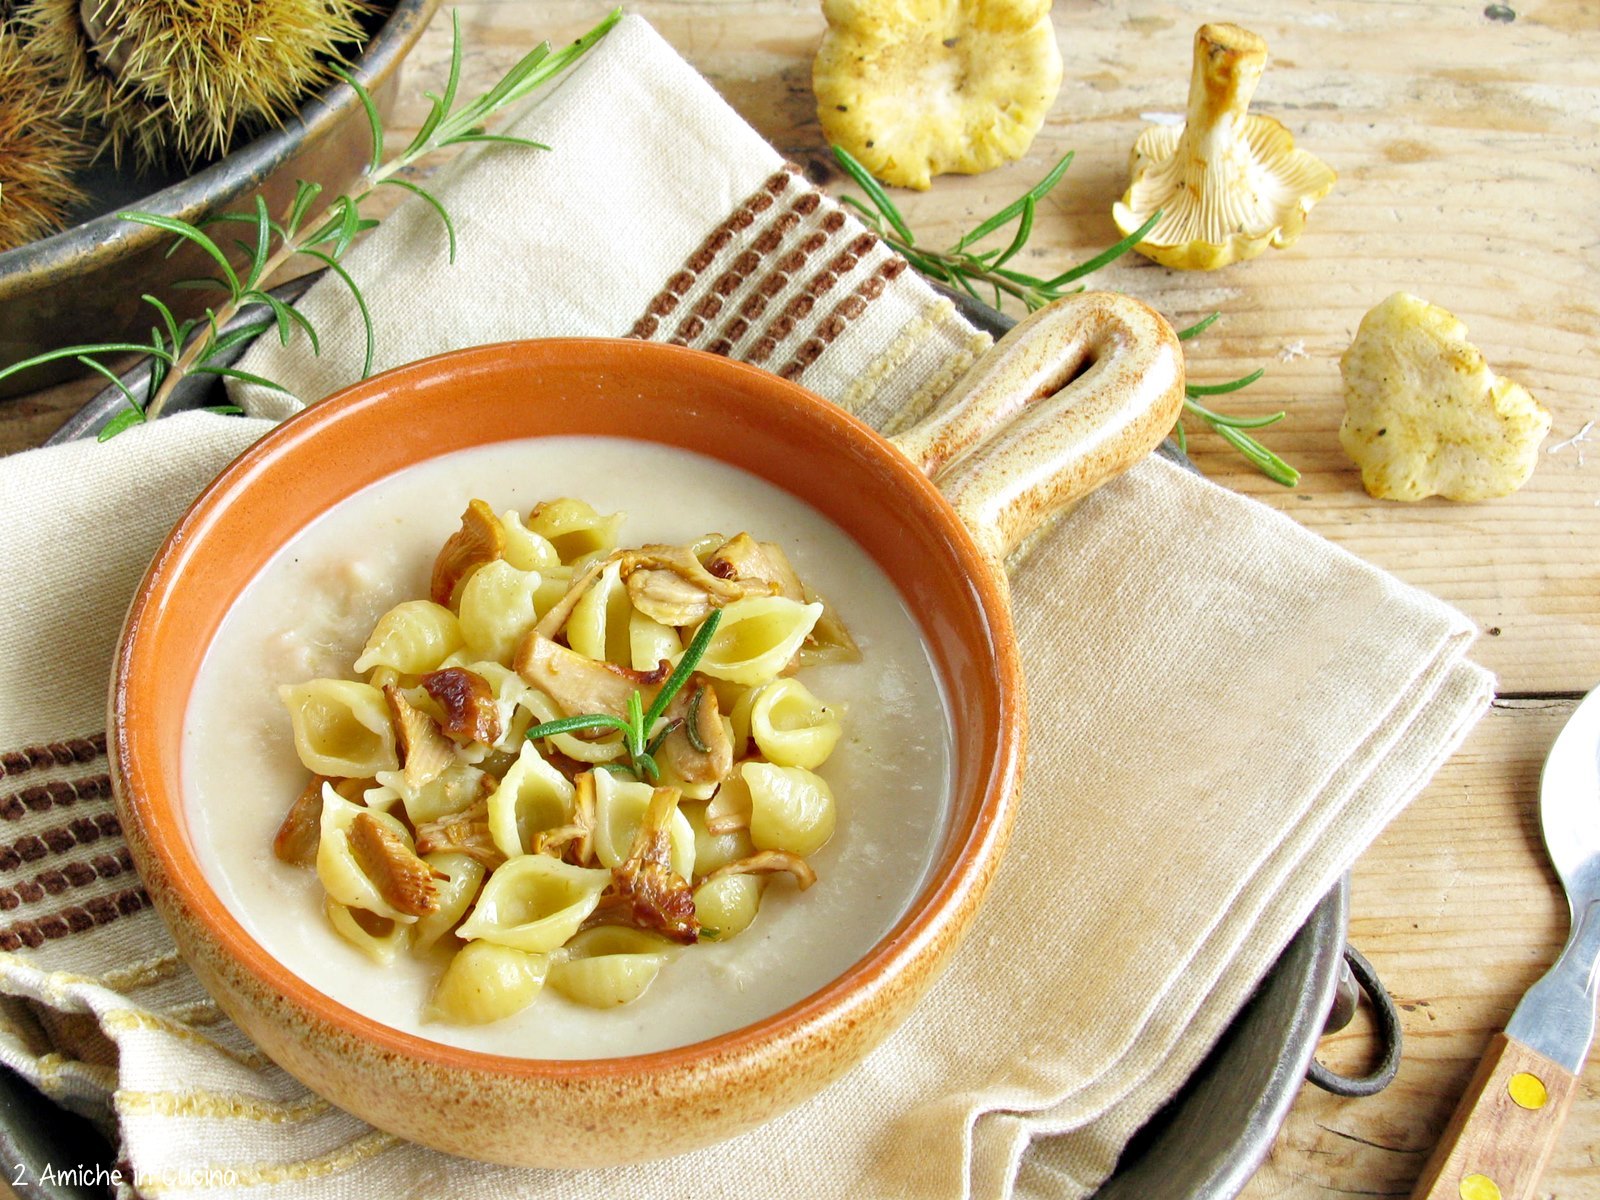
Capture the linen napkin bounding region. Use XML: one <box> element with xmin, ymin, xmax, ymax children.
<box><xmin>0</xmin><ymin>15</ymin><xmax>1492</xmax><ymax>1200</ymax></box>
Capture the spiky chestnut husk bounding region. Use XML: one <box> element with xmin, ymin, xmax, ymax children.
<box><xmin>0</xmin><ymin>29</ymin><xmax>90</xmax><ymax>252</ymax></box>
<box><xmin>18</xmin><ymin>0</ymin><xmax>372</xmax><ymax>170</ymax></box>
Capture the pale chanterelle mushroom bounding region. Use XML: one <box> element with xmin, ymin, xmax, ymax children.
<box><xmin>1113</xmin><ymin>23</ymin><xmax>1335</xmax><ymax>270</ymax></box>
<box><xmin>814</xmin><ymin>0</ymin><xmax>1062</xmax><ymax>191</ymax></box>
<box><xmin>1339</xmin><ymin>293</ymin><xmax>1551</xmax><ymax>502</ymax></box>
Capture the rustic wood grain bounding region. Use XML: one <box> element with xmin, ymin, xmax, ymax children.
<box><xmin>2</xmin><ymin>2</ymin><xmax>1597</xmax><ymax>1197</ymax></box>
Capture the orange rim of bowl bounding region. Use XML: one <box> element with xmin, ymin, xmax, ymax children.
<box><xmin>111</xmin><ymin>338</ymin><xmax>1025</xmax><ymax>1081</ymax></box>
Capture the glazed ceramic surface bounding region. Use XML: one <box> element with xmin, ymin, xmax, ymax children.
<box><xmin>112</xmin><ymin>295</ymin><xmax>1184</xmax><ymax>1165</ymax></box>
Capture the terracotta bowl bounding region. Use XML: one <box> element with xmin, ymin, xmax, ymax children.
<box><xmin>110</xmin><ymin>293</ymin><xmax>1183</xmax><ymax>1166</ymax></box>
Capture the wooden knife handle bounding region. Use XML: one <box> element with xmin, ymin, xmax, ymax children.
<box><xmin>1410</xmin><ymin>1032</ymin><xmax>1580</xmax><ymax>1200</ymax></box>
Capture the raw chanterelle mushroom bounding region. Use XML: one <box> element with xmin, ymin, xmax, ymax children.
<box><xmin>1339</xmin><ymin>293</ymin><xmax>1551</xmax><ymax>502</ymax></box>
<box><xmin>814</xmin><ymin>0</ymin><xmax>1062</xmax><ymax>191</ymax></box>
<box><xmin>1112</xmin><ymin>23</ymin><xmax>1335</xmax><ymax>271</ymax></box>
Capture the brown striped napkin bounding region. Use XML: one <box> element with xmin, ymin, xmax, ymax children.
<box><xmin>0</xmin><ymin>16</ymin><xmax>1492</xmax><ymax>1200</ymax></box>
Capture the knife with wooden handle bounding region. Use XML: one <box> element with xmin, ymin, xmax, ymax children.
<box><xmin>1411</xmin><ymin>686</ymin><xmax>1600</xmax><ymax>1200</ymax></box>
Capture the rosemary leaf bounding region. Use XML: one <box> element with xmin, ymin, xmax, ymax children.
<box><xmin>191</xmin><ymin>365</ymin><xmax>292</xmax><ymax>393</ymax></box>
<box><xmin>97</xmin><ymin>408</ymin><xmax>147</xmax><ymax>442</ymax></box>
<box><xmin>991</xmin><ymin>194</ymin><xmax>1035</xmax><ymax>270</ymax></box>
<box><xmin>205</xmin><ymin>319</ymin><xmax>277</xmax><ymax>360</ymax></box>
<box><xmin>444</xmin><ymin>133</ymin><xmax>552</xmax><ymax>150</ymax></box>
<box><xmin>142</xmin><ymin>294</ymin><xmax>183</xmax><ymax>354</ymax></box>
<box><xmin>525</xmin><ymin>713</ymin><xmax>635</xmax><ymax>740</ymax></box>
<box><xmin>1186</xmin><ymin>368</ymin><xmax>1266</xmax><ymax>397</ymax></box>
<box><xmin>1042</xmin><ymin>208</ymin><xmax>1162</xmax><ymax>289</ymax></box>
<box><xmin>76</xmin><ymin>355</ymin><xmax>138</xmax><ymax>411</ymax></box>
<box><xmin>953</xmin><ymin>151</ymin><xmax>1073</xmax><ymax>251</ymax></box>
<box><xmin>1209</xmin><ymin>421</ymin><xmax>1301</xmax><ymax>487</ymax></box>
<box><xmin>332</xmin><ymin>65</ymin><xmax>387</xmax><ymax>174</ymax></box>
<box><xmin>285</xmin><ymin>181</ymin><xmax>324</xmax><ymax>238</ymax></box>
<box><xmin>244</xmin><ymin>197</ymin><xmax>271</xmax><ymax>294</ymax></box>
<box><xmin>121</xmin><ymin>214</ymin><xmax>240</xmax><ymax>298</ymax></box>
<box><xmin>247</xmin><ymin>291</ymin><xmax>321</xmax><ymax>354</ymax></box>
<box><xmin>644</xmin><ymin>609</ymin><xmax>724</xmax><ymax>732</ymax></box>
<box><xmin>1175</xmin><ymin>311</ymin><xmax>1221</xmax><ymax>341</ymax></box>
<box><xmin>0</xmin><ymin>343</ymin><xmax>173</xmax><ymax>386</ymax></box>
<box><xmin>300</xmin><ymin>250</ymin><xmax>375</xmax><ymax>377</ymax></box>
<box><xmin>380</xmin><ymin>179</ymin><xmax>457</xmax><ymax>262</ymax></box>
<box><xmin>832</xmin><ymin>146</ymin><xmax>915</xmax><ymax>246</ymax></box>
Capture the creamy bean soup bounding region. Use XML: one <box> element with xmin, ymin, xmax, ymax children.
<box><xmin>183</xmin><ymin>436</ymin><xmax>953</xmax><ymax>1058</ymax></box>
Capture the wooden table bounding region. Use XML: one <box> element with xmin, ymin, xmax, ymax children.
<box><xmin>4</xmin><ymin>2</ymin><xmax>1597</xmax><ymax>1196</ymax></box>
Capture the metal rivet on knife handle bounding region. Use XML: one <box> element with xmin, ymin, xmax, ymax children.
<box><xmin>1506</xmin><ymin>1072</ymin><xmax>1547</xmax><ymax>1111</ymax></box>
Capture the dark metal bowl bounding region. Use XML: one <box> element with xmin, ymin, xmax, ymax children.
<box><xmin>0</xmin><ymin>0</ymin><xmax>440</xmax><ymax>397</ymax></box>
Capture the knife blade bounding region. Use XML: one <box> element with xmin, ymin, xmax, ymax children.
<box><xmin>1411</xmin><ymin>686</ymin><xmax>1600</xmax><ymax>1200</ymax></box>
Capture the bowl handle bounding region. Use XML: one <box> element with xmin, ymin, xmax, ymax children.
<box><xmin>889</xmin><ymin>292</ymin><xmax>1185</xmax><ymax>574</ymax></box>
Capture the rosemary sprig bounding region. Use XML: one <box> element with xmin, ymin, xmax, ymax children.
<box><xmin>0</xmin><ymin>9</ymin><xmax>623</xmax><ymax>440</ymax></box>
<box><xmin>524</xmin><ymin>609</ymin><xmax>724</xmax><ymax>784</ymax></box>
<box><xmin>832</xmin><ymin>144</ymin><xmax>1299</xmax><ymax>487</ymax></box>
<box><xmin>833</xmin><ymin>145</ymin><xmax>1160</xmax><ymax>313</ymax></box>
<box><xmin>1173</xmin><ymin>316</ymin><xmax>1299</xmax><ymax>487</ymax></box>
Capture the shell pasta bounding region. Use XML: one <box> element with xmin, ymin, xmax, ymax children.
<box><xmin>271</xmin><ymin>498</ymin><xmax>855</xmax><ymax>1025</ymax></box>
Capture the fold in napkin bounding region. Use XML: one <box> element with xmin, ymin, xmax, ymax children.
<box><xmin>0</xmin><ymin>16</ymin><xmax>1491</xmax><ymax>1200</ymax></box>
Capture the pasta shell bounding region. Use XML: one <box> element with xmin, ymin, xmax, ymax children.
<box><xmin>456</xmin><ymin>856</ymin><xmax>611</xmax><ymax>954</ymax></box>
<box><xmin>373</xmin><ymin>760</ymin><xmax>486</xmax><ymax>826</ymax></box>
<box><xmin>429</xmin><ymin>941</ymin><xmax>549</xmax><ymax>1025</ymax></box>
<box><xmin>316</xmin><ymin>787</ymin><xmax>420</xmax><ymax>922</ymax></box>
<box><xmin>353</xmin><ymin>600</ymin><xmax>463</xmax><ymax>676</ymax></box>
<box><xmin>592</xmin><ymin>769</ymin><xmax>695</xmax><ymax>881</ymax></box>
<box><xmin>499</xmin><ymin>510</ymin><xmax>560</xmax><ymax>572</ymax></box>
<box><xmin>278</xmin><ymin>679</ymin><xmax>398</xmax><ymax>778</ymax></box>
<box><xmin>412</xmin><ymin>852</ymin><xmax>488</xmax><ymax>952</ymax></box>
<box><xmin>748</xmin><ymin>678</ymin><xmax>843</xmax><ymax>770</ymax></box>
<box><xmin>487</xmin><ymin>741</ymin><xmax>576</xmax><ymax>860</ymax></box>
<box><xmin>325</xmin><ymin>898</ymin><xmax>410</xmax><ymax>965</ymax></box>
<box><xmin>704</xmin><ymin>772</ymin><xmax>753</xmax><ymax>835</ymax></box>
<box><xmin>548</xmin><ymin>927</ymin><xmax>674</xmax><ymax>1008</ymax></box>
<box><xmin>742</xmin><ymin>762</ymin><xmax>836</xmax><ymax>857</ymax></box>
<box><xmin>683</xmin><ymin>800</ymin><xmax>754</xmax><ymax>876</ymax></box>
<box><xmin>567</xmin><ymin>560</ymin><xmax>634</xmax><ymax>664</ymax></box>
<box><xmin>628</xmin><ymin>609</ymin><xmax>682</xmax><ymax>674</ymax></box>
<box><xmin>527</xmin><ymin>498</ymin><xmax>623</xmax><ymax>564</ymax></box>
<box><xmin>692</xmin><ymin>873</ymin><xmax>764</xmax><ymax>941</ymax></box>
<box><xmin>693</xmin><ymin>597</ymin><xmax>824</xmax><ymax>686</ymax></box>
<box><xmin>457</xmin><ymin>560</ymin><xmax>542</xmax><ymax>665</ymax></box>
